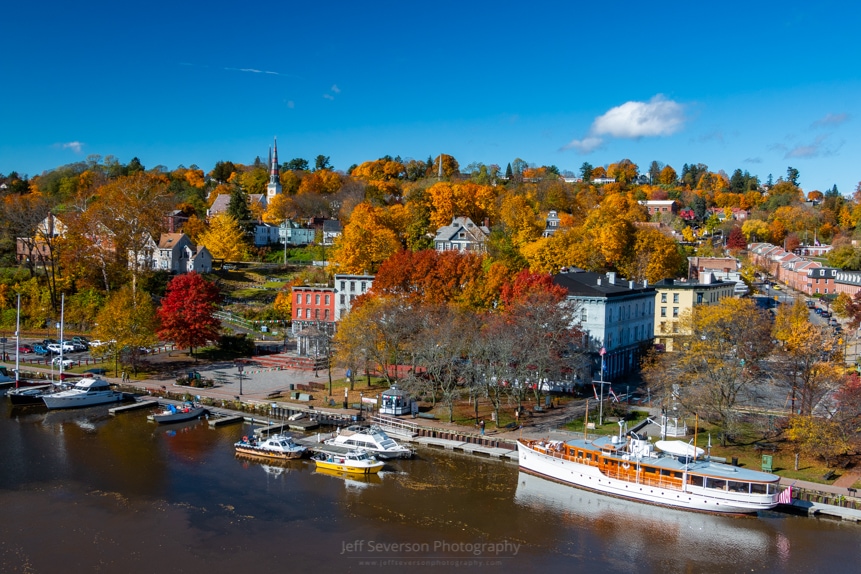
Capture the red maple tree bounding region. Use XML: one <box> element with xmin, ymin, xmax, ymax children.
<box><xmin>157</xmin><ymin>272</ymin><xmax>221</xmax><ymax>355</ymax></box>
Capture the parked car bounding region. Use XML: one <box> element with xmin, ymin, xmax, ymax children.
<box><xmin>88</xmin><ymin>340</ymin><xmax>106</xmax><ymax>348</ymax></box>
<box><xmin>17</xmin><ymin>344</ymin><xmax>34</xmax><ymax>354</ymax></box>
<box><xmin>51</xmin><ymin>357</ymin><xmax>74</xmax><ymax>368</ymax></box>
<box><xmin>58</xmin><ymin>341</ymin><xmax>76</xmax><ymax>353</ymax></box>
<box><xmin>32</xmin><ymin>344</ymin><xmax>49</xmax><ymax>355</ymax></box>
<box><xmin>46</xmin><ymin>343</ymin><xmax>63</xmax><ymax>354</ymax></box>
<box><xmin>72</xmin><ymin>336</ymin><xmax>90</xmax><ymax>348</ymax></box>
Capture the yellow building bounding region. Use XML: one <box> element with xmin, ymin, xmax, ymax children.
<box><xmin>653</xmin><ymin>274</ymin><xmax>736</xmax><ymax>351</ymax></box>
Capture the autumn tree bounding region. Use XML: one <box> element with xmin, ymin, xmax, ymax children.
<box><xmin>331</xmin><ymin>202</ymin><xmax>402</xmax><ymax>274</ymax></box>
<box><xmin>772</xmin><ymin>300</ymin><xmax>842</xmax><ymax>415</ymax></box>
<box><xmin>89</xmin><ymin>172</ymin><xmax>172</xmax><ymax>295</ymax></box>
<box><xmin>642</xmin><ymin>298</ymin><xmax>775</xmax><ymax>445</ymax></box>
<box><xmin>198</xmin><ymin>213</ymin><xmax>249</xmax><ymax>261</ymax></box>
<box><xmin>92</xmin><ymin>286</ymin><xmax>159</xmax><ymax>376</ymax></box>
<box><xmin>725</xmin><ymin>226</ymin><xmax>747</xmax><ymax>251</ymax></box>
<box><xmin>157</xmin><ymin>272</ymin><xmax>221</xmax><ymax>357</ymax></box>
<box><xmin>619</xmin><ymin>226</ymin><xmax>684</xmax><ymax>283</ymax></box>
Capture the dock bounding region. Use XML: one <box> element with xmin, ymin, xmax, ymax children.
<box><xmin>109</xmin><ymin>400</ymin><xmax>158</xmax><ymax>415</ymax></box>
<box><xmin>208</xmin><ymin>414</ymin><xmax>245</xmax><ymax>427</ymax></box>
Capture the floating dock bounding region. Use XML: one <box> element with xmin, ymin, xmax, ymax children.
<box><xmin>109</xmin><ymin>400</ymin><xmax>158</xmax><ymax>415</ymax></box>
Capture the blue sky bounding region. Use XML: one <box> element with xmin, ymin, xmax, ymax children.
<box><xmin>2</xmin><ymin>1</ymin><xmax>858</xmax><ymax>194</ymax></box>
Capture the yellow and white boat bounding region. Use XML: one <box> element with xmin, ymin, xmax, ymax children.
<box><xmin>313</xmin><ymin>449</ymin><xmax>384</xmax><ymax>474</ymax></box>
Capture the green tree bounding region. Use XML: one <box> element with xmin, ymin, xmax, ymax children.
<box><xmin>580</xmin><ymin>162</ymin><xmax>593</xmax><ymax>182</ymax></box>
<box><xmin>314</xmin><ymin>155</ymin><xmax>331</xmax><ymax>171</ymax></box>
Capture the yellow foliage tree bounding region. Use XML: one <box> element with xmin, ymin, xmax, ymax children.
<box><xmin>498</xmin><ymin>195</ymin><xmax>542</xmax><ymax>247</ymax></box>
<box><xmin>298</xmin><ymin>170</ymin><xmax>342</xmax><ymax>195</ymax></box>
<box><xmin>620</xmin><ymin>226</ymin><xmax>683</xmax><ymax>283</ymax></box>
<box><xmin>331</xmin><ymin>203</ymin><xmax>402</xmax><ymax>274</ymax></box>
<box><xmin>198</xmin><ymin>213</ymin><xmax>249</xmax><ymax>261</ymax></box>
<box><xmin>351</xmin><ymin>159</ymin><xmax>405</xmax><ymax>181</ymax></box>
<box><xmin>786</xmin><ymin>415</ymin><xmax>851</xmax><ymax>467</ymax></box>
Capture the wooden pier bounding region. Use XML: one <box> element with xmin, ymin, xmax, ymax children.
<box><xmin>109</xmin><ymin>400</ymin><xmax>158</xmax><ymax>415</ymax></box>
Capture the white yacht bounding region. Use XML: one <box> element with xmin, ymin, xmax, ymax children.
<box><xmin>41</xmin><ymin>377</ymin><xmax>124</xmax><ymax>409</ymax></box>
<box><xmin>325</xmin><ymin>425</ymin><xmax>414</xmax><ymax>459</ymax></box>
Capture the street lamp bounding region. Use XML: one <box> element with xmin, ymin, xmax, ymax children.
<box><xmin>359</xmin><ymin>391</ymin><xmax>364</xmax><ymax>419</ymax></box>
<box><xmin>236</xmin><ymin>362</ymin><xmax>245</xmax><ymax>396</ymax></box>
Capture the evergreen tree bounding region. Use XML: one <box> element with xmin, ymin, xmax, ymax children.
<box><xmin>579</xmin><ymin>162</ymin><xmax>593</xmax><ymax>182</ymax></box>
<box><xmin>505</xmin><ymin>163</ymin><xmax>513</xmax><ymax>180</ymax></box>
<box><xmin>227</xmin><ymin>189</ymin><xmax>254</xmax><ymax>232</ymax></box>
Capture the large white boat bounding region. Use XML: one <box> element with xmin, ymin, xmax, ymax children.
<box><xmin>517</xmin><ymin>430</ymin><xmax>782</xmax><ymax>514</ymax></box>
<box><xmin>41</xmin><ymin>377</ymin><xmax>124</xmax><ymax>409</ymax></box>
<box><xmin>325</xmin><ymin>425</ymin><xmax>414</xmax><ymax>459</ymax></box>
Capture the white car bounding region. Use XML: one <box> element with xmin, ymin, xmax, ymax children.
<box><xmin>51</xmin><ymin>357</ymin><xmax>74</xmax><ymax>368</ymax></box>
<box><xmin>89</xmin><ymin>340</ymin><xmax>105</xmax><ymax>348</ymax></box>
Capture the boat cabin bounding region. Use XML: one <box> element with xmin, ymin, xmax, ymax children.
<box><xmin>380</xmin><ymin>385</ymin><xmax>411</xmax><ymax>415</ymax></box>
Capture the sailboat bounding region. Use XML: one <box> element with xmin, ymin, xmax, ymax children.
<box><xmin>6</xmin><ymin>294</ymin><xmax>71</xmax><ymax>406</ymax></box>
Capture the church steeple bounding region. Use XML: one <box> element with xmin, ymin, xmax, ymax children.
<box><xmin>266</xmin><ymin>136</ymin><xmax>282</xmax><ymax>200</ymax></box>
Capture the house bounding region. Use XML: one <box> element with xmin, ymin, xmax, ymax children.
<box><xmin>652</xmin><ymin>275</ymin><xmax>735</xmax><ymax>352</ymax></box>
<box><xmin>16</xmin><ymin>214</ymin><xmax>66</xmax><ymax>264</ymax></box>
<box><xmin>280</xmin><ymin>220</ymin><xmax>316</xmax><ymax>246</ymax></box>
<box><xmin>542</xmin><ymin>210</ymin><xmax>561</xmax><ymax>237</ymax></box>
<box><xmin>254</xmin><ymin>223</ymin><xmax>281</xmax><ymax>247</ymax></box>
<box><xmin>434</xmin><ymin>216</ymin><xmax>490</xmax><ymax>253</ymax></box>
<box><xmin>322</xmin><ymin>219</ymin><xmax>342</xmax><ymax>246</ymax></box>
<box><xmin>207</xmin><ymin>193</ymin><xmax>267</xmax><ymax>218</ymax></box>
<box><xmin>679</xmin><ymin>207</ymin><xmax>697</xmax><ymax>221</ymax></box>
<box><xmin>553</xmin><ymin>268</ymin><xmax>656</xmax><ymax>380</ymax></box>
<box><xmin>155</xmin><ymin>233</ymin><xmax>212</xmax><ymax>274</ymax></box>
<box><xmin>639</xmin><ymin>200</ymin><xmax>678</xmax><ymax>216</ymax></box>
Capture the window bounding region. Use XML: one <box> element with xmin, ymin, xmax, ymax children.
<box><xmin>324</xmin><ymin>309</ymin><xmax>330</xmax><ymax>320</ymax></box>
<box><xmin>325</xmin><ymin>294</ymin><xmax>330</xmax><ymax>304</ymax></box>
<box><xmin>315</xmin><ymin>309</ymin><xmax>319</xmax><ymax>319</ymax></box>
<box><xmin>315</xmin><ymin>294</ymin><xmax>320</xmax><ymax>304</ymax></box>
<box><xmin>361</xmin><ymin>282</ymin><xmax>366</xmax><ymax>291</ymax></box>
<box><xmin>295</xmin><ymin>306</ymin><xmax>301</xmax><ymax>317</ymax></box>
<box><xmin>673</xmin><ymin>293</ymin><xmax>679</xmax><ymax>303</ymax></box>
<box><xmin>340</xmin><ymin>281</ymin><xmax>345</xmax><ymax>290</ymax></box>
<box><xmin>340</xmin><ymin>294</ymin><xmax>345</xmax><ymax>304</ymax></box>
<box><xmin>661</xmin><ymin>293</ymin><xmax>667</xmax><ymax>304</ymax></box>
<box><xmin>673</xmin><ymin>307</ymin><xmax>679</xmax><ymax>317</ymax></box>
<box><xmin>660</xmin><ymin>307</ymin><xmax>666</xmax><ymax>317</ymax></box>
<box><xmin>672</xmin><ymin>323</ymin><xmax>679</xmax><ymax>334</ymax></box>
<box><xmin>305</xmin><ymin>294</ymin><xmax>311</xmax><ymax>304</ymax></box>
<box><xmin>296</xmin><ymin>293</ymin><xmax>301</xmax><ymax>303</ymax></box>
<box><xmin>305</xmin><ymin>309</ymin><xmax>310</xmax><ymax>319</ymax></box>
<box><xmin>581</xmin><ymin>308</ymin><xmax>588</xmax><ymax>322</ymax></box>
<box><xmin>350</xmin><ymin>282</ymin><xmax>356</xmax><ymax>292</ymax></box>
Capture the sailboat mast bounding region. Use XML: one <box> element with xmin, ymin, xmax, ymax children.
<box><xmin>59</xmin><ymin>294</ymin><xmax>65</xmax><ymax>379</ymax></box>
<box><xmin>14</xmin><ymin>294</ymin><xmax>20</xmax><ymax>387</ymax></box>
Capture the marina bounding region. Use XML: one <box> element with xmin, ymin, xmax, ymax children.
<box><xmin>1</xmin><ymin>396</ymin><xmax>858</xmax><ymax>574</ymax></box>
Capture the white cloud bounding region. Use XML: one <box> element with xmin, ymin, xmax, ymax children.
<box><xmin>563</xmin><ymin>136</ymin><xmax>604</xmax><ymax>154</ymax></box>
<box><xmin>61</xmin><ymin>141</ymin><xmax>84</xmax><ymax>153</ymax></box>
<box><xmin>323</xmin><ymin>94</ymin><xmax>335</xmax><ymax>100</ymax></box>
<box><xmin>744</xmin><ymin>157</ymin><xmax>762</xmax><ymax>164</ymax></box>
<box><xmin>331</xmin><ymin>84</ymin><xmax>341</xmax><ymax>94</ymax></box>
<box><xmin>563</xmin><ymin>95</ymin><xmax>685</xmax><ymax>154</ymax></box>
<box><xmin>811</xmin><ymin>113</ymin><xmax>849</xmax><ymax>128</ymax></box>
<box><xmin>591</xmin><ymin>95</ymin><xmax>685</xmax><ymax>138</ymax></box>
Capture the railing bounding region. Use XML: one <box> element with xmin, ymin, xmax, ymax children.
<box><xmin>371</xmin><ymin>414</ymin><xmax>420</xmax><ymax>436</ymax></box>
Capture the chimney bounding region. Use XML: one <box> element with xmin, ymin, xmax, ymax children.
<box><xmin>643</xmin><ymin>279</ymin><xmax>648</xmax><ymax>287</ymax></box>
<box><xmin>597</xmin><ymin>277</ymin><xmax>602</xmax><ymax>286</ymax></box>
<box><xmin>607</xmin><ymin>271</ymin><xmax>617</xmax><ymax>283</ymax></box>
<box><xmin>702</xmin><ymin>272</ymin><xmax>713</xmax><ymax>284</ymax></box>
<box><xmin>629</xmin><ymin>281</ymin><xmax>634</xmax><ymax>289</ymax></box>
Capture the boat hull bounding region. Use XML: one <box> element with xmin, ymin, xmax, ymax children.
<box><xmin>234</xmin><ymin>445</ymin><xmax>306</xmax><ymax>460</ymax></box>
<box><xmin>517</xmin><ymin>440</ymin><xmax>777</xmax><ymax>514</ymax></box>
<box><xmin>314</xmin><ymin>459</ymin><xmax>384</xmax><ymax>474</ymax></box>
<box><xmin>149</xmin><ymin>407</ymin><xmax>207</xmax><ymax>424</ymax></box>
<box><xmin>42</xmin><ymin>392</ymin><xmax>124</xmax><ymax>409</ymax></box>
<box><xmin>7</xmin><ymin>385</ymin><xmax>55</xmax><ymax>406</ymax></box>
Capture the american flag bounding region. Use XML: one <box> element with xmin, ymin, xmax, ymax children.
<box><xmin>778</xmin><ymin>486</ymin><xmax>793</xmax><ymax>504</ymax></box>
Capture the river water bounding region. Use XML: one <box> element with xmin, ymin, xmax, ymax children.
<box><xmin>1</xmin><ymin>399</ymin><xmax>857</xmax><ymax>574</ymax></box>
